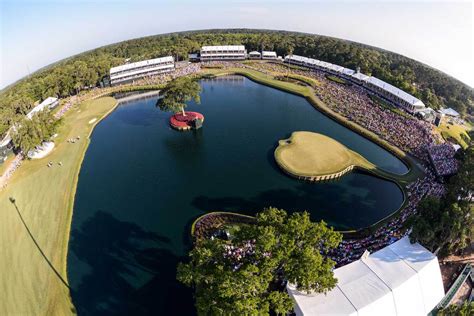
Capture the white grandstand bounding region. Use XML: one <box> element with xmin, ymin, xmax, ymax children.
<box><xmin>285</xmin><ymin>54</ymin><xmax>426</xmax><ymax>114</ymax></box>
<box><xmin>109</xmin><ymin>56</ymin><xmax>175</xmax><ymax>85</ymax></box>
<box><xmin>262</xmin><ymin>51</ymin><xmax>277</xmax><ymax>60</ymax></box>
<box><xmin>288</xmin><ymin>236</ymin><xmax>445</xmax><ymax>316</ymax></box>
<box><xmin>200</xmin><ymin>45</ymin><xmax>247</xmax><ymax>61</ymax></box>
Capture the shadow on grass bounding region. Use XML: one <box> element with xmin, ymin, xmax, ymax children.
<box><xmin>9</xmin><ymin>198</ymin><xmax>70</xmax><ymax>289</ymax></box>
<box><xmin>69</xmin><ymin>210</ymin><xmax>194</xmax><ymax>315</ymax></box>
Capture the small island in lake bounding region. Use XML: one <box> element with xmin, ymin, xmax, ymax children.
<box><xmin>170</xmin><ymin>111</ymin><xmax>204</xmax><ymax>130</ymax></box>
<box><xmin>275</xmin><ymin>131</ymin><xmax>376</xmax><ymax>181</ymax></box>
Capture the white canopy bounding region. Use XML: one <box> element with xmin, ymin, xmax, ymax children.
<box><xmin>262</xmin><ymin>51</ymin><xmax>277</xmax><ymax>57</ymax></box>
<box><xmin>201</xmin><ymin>45</ymin><xmax>245</xmax><ymax>51</ymax></box>
<box><xmin>288</xmin><ymin>236</ymin><xmax>445</xmax><ymax>316</ymax></box>
<box><xmin>366</xmin><ymin>76</ymin><xmax>425</xmax><ymax>107</ymax></box>
<box><xmin>284</xmin><ymin>54</ymin><xmax>425</xmax><ymax>109</ymax></box>
<box><xmin>440</xmin><ymin>108</ymin><xmax>460</xmax><ymax>117</ymax></box>
<box><xmin>26</xmin><ymin>97</ymin><xmax>58</xmax><ymax>119</ymax></box>
<box><xmin>110</xmin><ymin>56</ymin><xmax>174</xmax><ymax>74</ymax></box>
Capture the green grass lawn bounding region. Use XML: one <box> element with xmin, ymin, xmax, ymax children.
<box><xmin>0</xmin><ymin>97</ymin><xmax>117</xmax><ymax>315</ymax></box>
<box><xmin>326</xmin><ymin>75</ymin><xmax>348</xmax><ymax>85</ymax></box>
<box><xmin>275</xmin><ymin>74</ymin><xmax>320</xmax><ymax>89</ymax></box>
<box><xmin>275</xmin><ymin>131</ymin><xmax>375</xmax><ymax>179</ymax></box>
<box><xmin>437</xmin><ymin>122</ymin><xmax>471</xmax><ymax>149</ymax></box>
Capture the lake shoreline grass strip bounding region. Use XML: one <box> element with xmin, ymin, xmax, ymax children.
<box><xmin>0</xmin><ymin>97</ymin><xmax>118</xmax><ymax>315</ymax></box>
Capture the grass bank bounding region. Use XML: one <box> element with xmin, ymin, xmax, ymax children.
<box><xmin>326</xmin><ymin>75</ymin><xmax>349</xmax><ymax>85</ymax></box>
<box><xmin>437</xmin><ymin>122</ymin><xmax>471</xmax><ymax>149</ymax></box>
<box><xmin>0</xmin><ymin>97</ymin><xmax>118</xmax><ymax>315</ymax></box>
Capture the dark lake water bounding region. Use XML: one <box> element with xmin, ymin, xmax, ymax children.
<box><xmin>68</xmin><ymin>76</ymin><xmax>406</xmax><ymax>315</ymax></box>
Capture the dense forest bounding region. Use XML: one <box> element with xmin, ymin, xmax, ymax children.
<box><xmin>1</xmin><ymin>29</ymin><xmax>473</xmax><ymax>137</ymax></box>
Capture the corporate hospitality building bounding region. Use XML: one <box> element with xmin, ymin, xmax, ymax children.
<box><xmin>288</xmin><ymin>236</ymin><xmax>445</xmax><ymax>316</ymax></box>
<box><xmin>247</xmin><ymin>50</ymin><xmax>277</xmax><ymax>60</ymax></box>
<box><xmin>26</xmin><ymin>97</ymin><xmax>59</xmax><ymax>119</ymax></box>
<box><xmin>261</xmin><ymin>51</ymin><xmax>278</xmax><ymax>60</ymax></box>
<box><xmin>200</xmin><ymin>45</ymin><xmax>247</xmax><ymax>61</ymax></box>
<box><xmin>109</xmin><ymin>56</ymin><xmax>175</xmax><ymax>85</ymax></box>
<box><xmin>285</xmin><ymin>55</ymin><xmax>426</xmax><ymax>114</ymax></box>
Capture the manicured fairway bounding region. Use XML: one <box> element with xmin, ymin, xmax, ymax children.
<box><xmin>0</xmin><ymin>97</ymin><xmax>117</xmax><ymax>315</ymax></box>
<box><xmin>275</xmin><ymin>131</ymin><xmax>375</xmax><ymax>180</ymax></box>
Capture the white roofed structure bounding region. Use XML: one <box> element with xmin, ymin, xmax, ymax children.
<box><xmin>248</xmin><ymin>51</ymin><xmax>261</xmax><ymax>59</ymax></box>
<box><xmin>109</xmin><ymin>56</ymin><xmax>175</xmax><ymax>85</ymax></box>
<box><xmin>288</xmin><ymin>236</ymin><xmax>445</xmax><ymax>316</ymax></box>
<box><xmin>110</xmin><ymin>56</ymin><xmax>174</xmax><ymax>75</ymax></box>
<box><xmin>440</xmin><ymin>108</ymin><xmax>460</xmax><ymax>117</ymax></box>
<box><xmin>200</xmin><ymin>45</ymin><xmax>247</xmax><ymax>61</ymax></box>
<box><xmin>351</xmin><ymin>72</ymin><xmax>370</xmax><ymax>83</ymax></box>
<box><xmin>262</xmin><ymin>51</ymin><xmax>277</xmax><ymax>59</ymax></box>
<box><xmin>0</xmin><ymin>133</ymin><xmax>12</xmax><ymax>148</ymax></box>
<box><xmin>1</xmin><ymin>97</ymin><xmax>58</xmax><ymax>155</ymax></box>
<box><xmin>26</xmin><ymin>97</ymin><xmax>59</xmax><ymax>119</ymax></box>
<box><xmin>365</xmin><ymin>76</ymin><xmax>425</xmax><ymax>113</ymax></box>
<box><xmin>284</xmin><ymin>54</ymin><xmax>425</xmax><ymax>114</ymax></box>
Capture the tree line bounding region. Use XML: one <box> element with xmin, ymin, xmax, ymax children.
<box><xmin>1</xmin><ymin>29</ymin><xmax>473</xmax><ymax>139</ymax></box>
<box><xmin>11</xmin><ymin>110</ymin><xmax>62</xmax><ymax>154</ymax></box>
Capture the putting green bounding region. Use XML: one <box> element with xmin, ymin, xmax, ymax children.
<box><xmin>274</xmin><ymin>131</ymin><xmax>375</xmax><ymax>181</ymax></box>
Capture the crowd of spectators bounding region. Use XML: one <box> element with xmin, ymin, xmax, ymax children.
<box><xmin>331</xmin><ymin>168</ymin><xmax>445</xmax><ymax>266</ymax></box>
<box><xmin>428</xmin><ymin>143</ymin><xmax>459</xmax><ymax>176</ymax></box>
<box><xmin>133</xmin><ymin>63</ymin><xmax>201</xmax><ymax>86</ymax></box>
<box><xmin>0</xmin><ymin>154</ymin><xmax>23</xmax><ymax>189</ymax></box>
<box><xmin>223</xmin><ymin>239</ymin><xmax>273</xmax><ymax>271</ymax></box>
<box><xmin>223</xmin><ymin>240</ymin><xmax>256</xmax><ymax>271</ymax></box>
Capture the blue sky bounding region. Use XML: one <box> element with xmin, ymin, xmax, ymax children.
<box><xmin>1</xmin><ymin>0</ymin><xmax>472</xmax><ymax>88</ymax></box>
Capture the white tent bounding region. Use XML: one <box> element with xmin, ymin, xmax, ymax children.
<box><xmin>288</xmin><ymin>236</ymin><xmax>445</xmax><ymax>316</ymax></box>
<box><xmin>26</xmin><ymin>97</ymin><xmax>59</xmax><ymax>119</ymax></box>
<box><xmin>440</xmin><ymin>108</ymin><xmax>460</xmax><ymax>117</ymax></box>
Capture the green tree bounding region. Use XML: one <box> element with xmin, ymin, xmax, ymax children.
<box><xmin>408</xmin><ymin>144</ymin><xmax>473</xmax><ymax>256</ymax></box>
<box><xmin>156</xmin><ymin>76</ymin><xmax>201</xmax><ymax>116</ymax></box>
<box><xmin>438</xmin><ymin>302</ymin><xmax>474</xmax><ymax>316</ymax></box>
<box><xmin>177</xmin><ymin>207</ymin><xmax>342</xmax><ymax>315</ymax></box>
<box><xmin>12</xmin><ymin>118</ymin><xmax>41</xmax><ymax>154</ymax></box>
<box><xmin>11</xmin><ymin>110</ymin><xmax>61</xmax><ymax>154</ymax></box>
<box><xmin>285</xmin><ymin>44</ymin><xmax>294</xmax><ymax>79</ymax></box>
<box><xmin>13</xmin><ymin>94</ymin><xmax>35</xmax><ymax>115</ymax></box>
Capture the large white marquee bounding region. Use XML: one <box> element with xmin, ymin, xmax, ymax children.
<box><xmin>288</xmin><ymin>236</ymin><xmax>445</xmax><ymax>316</ymax></box>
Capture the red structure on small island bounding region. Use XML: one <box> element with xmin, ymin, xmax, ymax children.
<box><xmin>170</xmin><ymin>111</ymin><xmax>205</xmax><ymax>130</ymax></box>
